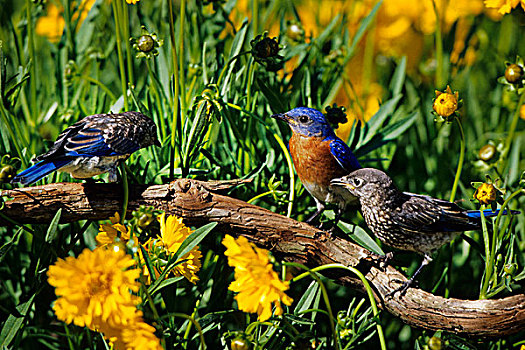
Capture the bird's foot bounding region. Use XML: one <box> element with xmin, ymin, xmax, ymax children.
<box><xmin>386</xmin><ymin>277</ymin><xmax>417</xmax><ymax>299</ymax></box>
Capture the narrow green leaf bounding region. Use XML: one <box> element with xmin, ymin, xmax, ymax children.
<box><xmin>294</xmin><ymin>281</ymin><xmax>320</xmax><ymax>314</ymax></box>
<box><xmin>347</xmin><ymin>1</ymin><xmax>382</xmax><ymax>58</ymax></box>
<box><xmin>45</xmin><ymin>209</ymin><xmax>62</xmax><ymax>243</ymax></box>
<box><xmin>0</xmin><ymin>228</ymin><xmax>23</xmax><ymax>264</ymax></box>
<box><xmin>389</xmin><ymin>56</ymin><xmax>406</xmax><ymax>96</ymax></box>
<box><xmin>359</xmin><ymin>94</ymin><xmax>402</xmax><ymax>145</ymax></box>
<box><xmin>0</xmin><ymin>294</ymin><xmax>35</xmax><ymax>347</ymax></box>
<box><xmin>338</xmin><ymin>220</ymin><xmax>384</xmax><ymax>255</ymax></box>
<box><xmin>174</xmin><ymin>222</ymin><xmax>217</xmax><ymax>260</ymax></box>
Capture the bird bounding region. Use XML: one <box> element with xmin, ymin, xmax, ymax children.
<box><xmin>12</xmin><ymin>111</ymin><xmax>160</xmax><ymax>185</ymax></box>
<box><xmin>331</xmin><ymin>168</ymin><xmax>519</xmax><ymax>295</ymax></box>
<box><xmin>272</xmin><ymin>107</ymin><xmax>361</xmax><ymax>227</ymax></box>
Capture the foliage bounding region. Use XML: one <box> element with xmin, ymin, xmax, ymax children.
<box><xmin>0</xmin><ymin>0</ymin><xmax>524</xmax><ymax>349</ymax></box>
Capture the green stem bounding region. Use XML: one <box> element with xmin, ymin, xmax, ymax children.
<box><xmin>495</xmin><ymin>188</ymin><xmax>523</xmax><ymax>230</ymax></box>
<box><xmin>288</xmin><ymin>263</ymin><xmax>339</xmax><ymax>350</ymax></box>
<box><xmin>179</xmin><ymin>0</ymin><xmax>186</xmax><ymax>126</ymax></box>
<box><xmin>172</xmin><ymin>313</ymin><xmax>206</xmax><ymax>350</ymax></box>
<box><xmin>449</xmin><ymin>117</ymin><xmax>465</xmax><ymax>203</ymax></box>
<box><xmin>119</xmin><ymin>162</ymin><xmax>128</xmax><ymax>224</ymax></box>
<box><xmin>0</xmin><ymin>104</ymin><xmax>27</xmax><ymax>168</ymax></box>
<box><xmin>26</xmin><ymin>0</ymin><xmax>37</xmax><ymax>122</ymax></box>
<box><xmin>499</xmin><ymin>91</ymin><xmax>525</xmax><ymax>173</ymax></box>
<box><xmin>122</xmin><ymin>1</ymin><xmax>134</xmax><ymax>86</ymax></box>
<box><xmin>479</xmin><ymin>205</ymin><xmax>491</xmax><ymax>299</ymax></box>
<box><xmin>273</xmin><ymin>133</ymin><xmax>295</xmax><ymax>217</ymax></box>
<box><xmin>112</xmin><ymin>0</ymin><xmax>129</xmax><ymax>110</ymax></box>
<box><xmin>291</xmin><ymin>263</ymin><xmax>386</xmax><ymax>350</ymax></box>
<box><xmin>432</xmin><ymin>0</ymin><xmax>444</xmax><ymax>88</ymax></box>
<box><xmin>168</xmin><ymin>0</ymin><xmax>180</xmax><ymax>179</ymax></box>
<box><xmin>79</xmin><ymin>75</ymin><xmax>117</xmax><ymax>101</ymax></box>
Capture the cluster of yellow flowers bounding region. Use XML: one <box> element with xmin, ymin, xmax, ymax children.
<box><xmin>222</xmin><ymin>234</ymin><xmax>293</xmax><ymax>321</ymax></box>
<box><xmin>97</xmin><ymin>212</ymin><xmax>202</xmax><ymax>284</ymax></box>
<box><xmin>47</xmin><ymin>248</ymin><xmax>161</xmax><ymax>350</ymax></box>
<box><xmin>48</xmin><ymin>211</ymin><xmax>203</xmax><ymax>349</ymax></box>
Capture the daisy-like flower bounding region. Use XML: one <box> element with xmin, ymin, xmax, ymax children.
<box><xmin>433</xmin><ymin>85</ymin><xmax>460</xmax><ymax>121</ymax></box>
<box><xmin>126</xmin><ymin>0</ymin><xmax>140</xmax><ymax>4</ymax></box>
<box><xmin>484</xmin><ymin>0</ymin><xmax>525</xmax><ymax>14</ymax></box>
<box><xmin>47</xmin><ymin>248</ymin><xmax>140</xmax><ymax>329</ymax></box>
<box><xmin>144</xmin><ymin>213</ymin><xmax>202</xmax><ymax>284</ymax></box>
<box><xmin>474</xmin><ymin>183</ymin><xmax>497</xmax><ymax>205</ymax></box>
<box><xmin>222</xmin><ymin>235</ymin><xmax>293</xmax><ymax>322</ymax></box>
<box><xmin>96</xmin><ymin>212</ymin><xmax>130</xmax><ymax>247</ymax></box>
<box><xmin>48</xmin><ymin>249</ymin><xmax>162</xmax><ymax>349</ymax></box>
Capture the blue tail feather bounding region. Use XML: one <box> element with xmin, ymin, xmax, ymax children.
<box><xmin>467</xmin><ymin>209</ymin><xmax>520</xmax><ymax>219</ymax></box>
<box><xmin>12</xmin><ymin>159</ymin><xmax>71</xmax><ymax>185</ymax></box>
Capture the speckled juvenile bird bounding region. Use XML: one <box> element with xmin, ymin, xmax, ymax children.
<box><xmin>272</xmin><ymin>107</ymin><xmax>361</xmax><ymax>226</ymax></box>
<box><xmin>331</xmin><ymin>168</ymin><xmax>519</xmax><ymax>295</ymax></box>
<box><xmin>12</xmin><ymin>111</ymin><xmax>160</xmax><ymax>185</ymax></box>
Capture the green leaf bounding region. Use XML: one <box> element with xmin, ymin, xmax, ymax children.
<box><xmin>45</xmin><ymin>209</ymin><xmax>62</xmax><ymax>243</ymax></box>
<box><xmin>220</xmin><ymin>19</ymin><xmax>248</xmax><ymax>96</ymax></box>
<box><xmin>337</xmin><ymin>220</ymin><xmax>384</xmax><ymax>255</ymax></box>
<box><xmin>255</xmin><ymin>77</ymin><xmax>288</xmax><ymax>112</ymax></box>
<box><xmin>0</xmin><ymin>228</ymin><xmax>23</xmax><ymax>264</ymax></box>
<box><xmin>389</xmin><ymin>56</ymin><xmax>406</xmax><ymax>96</ymax></box>
<box><xmin>359</xmin><ymin>94</ymin><xmax>402</xmax><ymax>145</ymax></box>
<box><xmin>347</xmin><ymin>0</ymin><xmax>382</xmax><ymax>58</ymax></box>
<box><xmin>174</xmin><ymin>222</ymin><xmax>217</xmax><ymax>260</ymax></box>
<box><xmin>294</xmin><ymin>281</ymin><xmax>320</xmax><ymax>315</ymax></box>
<box><xmin>148</xmin><ymin>276</ymin><xmax>185</xmax><ymax>295</ymax></box>
<box><xmin>0</xmin><ymin>294</ymin><xmax>35</xmax><ymax>347</ymax></box>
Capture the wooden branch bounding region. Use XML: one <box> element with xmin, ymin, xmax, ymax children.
<box><xmin>2</xmin><ymin>179</ymin><xmax>525</xmax><ymax>338</ymax></box>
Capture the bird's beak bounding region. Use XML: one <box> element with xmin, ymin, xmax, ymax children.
<box><xmin>154</xmin><ymin>139</ymin><xmax>161</xmax><ymax>147</ymax></box>
<box><xmin>331</xmin><ymin>178</ymin><xmax>354</xmax><ymax>190</ymax></box>
<box><xmin>271</xmin><ymin>113</ymin><xmax>285</xmax><ymax>121</ymax></box>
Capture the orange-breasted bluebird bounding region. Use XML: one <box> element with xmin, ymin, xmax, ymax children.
<box><xmin>12</xmin><ymin>112</ymin><xmax>160</xmax><ymax>185</ymax></box>
<box><xmin>331</xmin><ymin>168</ymin><xmax>520</xmax><ymax>295</ymax></box>
<box><xmin>272</xmin><ymin>107</ymin><xmax>361</xmax><ymax>226</ymax></box>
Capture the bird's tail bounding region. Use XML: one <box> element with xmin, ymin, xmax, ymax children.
<box><xmin>467</xmin><ymin>209</ymin><xmax>521</xmax><ymax>219</ymax></box>
<box><xmin>11</xmin><ymin>159</ymin><xmax>71</xmax><ymax>185</ymax></box>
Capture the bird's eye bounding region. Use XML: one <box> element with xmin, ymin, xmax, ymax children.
<box><xmin>353</xmin><ymin>178</ymin><xmax>362</xmax><ymax>187</ymax></box>
<box><xmin>298</xmin><ymin>115</ymin><xmax>310</xmax><ymax>123</ymax></box>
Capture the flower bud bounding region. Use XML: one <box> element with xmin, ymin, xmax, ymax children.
<box><xmin>504</xmin><ymin>63</ymin><xmax>523</xmax><ymax>84</ymax></box>
<box><xmin>478</xmin><ymin>144</ymin><xmax>496</xmax><ymax>162</ymax></box>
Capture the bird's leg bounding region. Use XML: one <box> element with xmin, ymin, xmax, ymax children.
<box><xmin>387</xmin><ymin>254</ymin><xmax>433</xmax><ymax>298</ymax></box>
<box><xmin>108</xmin><ymin>165</ymin><xmax>119</xmax><ymax>183</ymax></box>
<box><xmin>305</xmin><ymin>199</ymin><xmax>325</xmax><ymax>225</ymax></box>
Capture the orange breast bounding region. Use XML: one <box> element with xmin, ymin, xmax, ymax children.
<box><xmin>289</xmin><ymin>134</ymin><xmax>347</xmax><ymax>188</ymax></box>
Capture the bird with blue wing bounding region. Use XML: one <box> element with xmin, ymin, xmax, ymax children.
<box><xmin>331</xmin><ymin>168</ymin><xmax>520</xmax><ymax>296</ymax></box>
<box><xmin>12</xmin><ymin>111</ymin><xmax>160</xmax><ymax>185</ymax></box>
<box><xmin>272</xmin><ymin>107</ymin><xmax>361</xmax><ymax>228</ymax></box>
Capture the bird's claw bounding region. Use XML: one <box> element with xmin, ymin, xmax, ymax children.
<box><xmin>386</xmin><ymin>278</ymin><xmax>416</xmax><ymax>299</ymax></box>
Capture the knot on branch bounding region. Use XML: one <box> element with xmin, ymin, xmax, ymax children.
<box><xmin>170</xmin><ymin>178</ymin><xmax>213</xmax><ymax>203</ymax></box>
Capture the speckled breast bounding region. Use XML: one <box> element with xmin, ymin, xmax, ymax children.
<box><xmin>289</xmin><ymin>134</ymin><xmax>351</xmax><ymax>205</ymax></box>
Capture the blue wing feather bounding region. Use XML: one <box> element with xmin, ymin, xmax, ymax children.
<box><xmin>11</xmin><ymin>159</ymin><xmax>72</xmax><ymax>185</ymax></box>
<box><xmin>327</xmin><ymin>137</ymin><xmax>361</xmax><ymax>172</ymax></box>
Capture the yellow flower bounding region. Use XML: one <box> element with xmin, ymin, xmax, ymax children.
<box><xmin>433</xmin><ymin>86</ymin><xmax>459</xmax><ymax>118</ymax></box>
<box><xmin>96</xmin><ymin>212</ymin><xmax>130</xmax><ymax>247</ymax></box>
<box><xmin>484</xmin><ymin>0</ymin><xmax>525</xmax><ymax>14</ymax></box>
<box><xmin>126</xmin><ymin>0</ymin><xmax>140</xmax><ymax>4</ymax></box>
<box><xmin>474</xmin><ymin>183</ymin><xmax>497</xmax><ymax>205</ymax></box>
<box><xmin>143</xmin><ymin>213</ymin><xmax>202</xmax><ymax>284</ymax></box>
<box><xmin>36</xmin><ymin>0</ymin><xmax>96</xmax><ymax>43</ymax></box>
<box><xmin>47</xmin><ymin>248</ymin><xmax>141</xmax><ymax>329</ymax></box>
<box><xmin>106</xmin><ymin>320</ymin><xmax>162</xmax><ymax>350</ymax></box>
<box><xmin>222</xmin><ymin>235</ymin><xmax>293</xmax><ymax>321</ymax></box>
<box><xmin>520</xmin><ymin>104</ymin><xmax>525</xmax><ymax>120</ymax></box>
